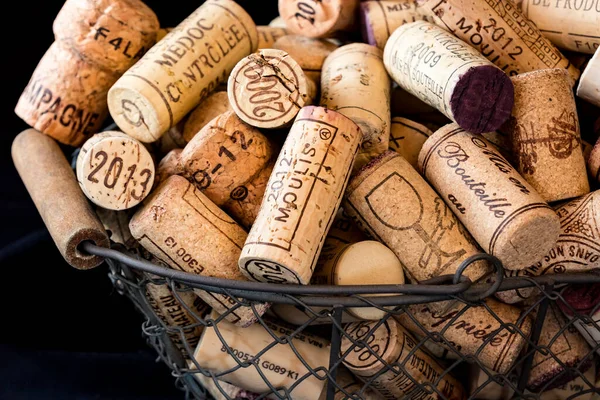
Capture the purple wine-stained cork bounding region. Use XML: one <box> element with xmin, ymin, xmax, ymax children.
<box><xmin>359</xmin><ymin>3</ymin><xmax>376</xmax><ymax>46</ymax></box>
<box><xmin>450</xmin><ymin>65</ymin><xmax>514</xmax><ymax>134</ymax></box>
<box><xmin>528</xmin><ymin>358</ymin><xmax>594</xmax><ymax>392</ymax></box>
<box><xmin>558</xmin><ymin>283</ymin><xmax>600</xmax><ymax>316</ymax></box>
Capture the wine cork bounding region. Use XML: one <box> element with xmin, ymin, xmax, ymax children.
<box><xmin>359</xmin><ymin>0</ymin><xmax>434</xmax><ymax>49</ymax></box>
<box><xmin>383</xmin><ymin>21</ymin><xmax>515</xmax><ymax>135</ymax></box>
<box><xmin>191</xmin><ymin>372</ymin><xmax>260</xmax><ymax>400</ymax></box>
<box><xmin>341</xmin><ymin>318</ymin><xmax>466</xmax><ymax>400</ymax></box>
<box><xmin>419</xmin><ymin>0</ymin><xmax>581</xmax><ymax>83</ymax></box>
<box><xmin>312</xmin><ymin>240</ymin><xmax>405</xmax><ymax>320</ymax></box>
<box><xmin>179</xmin><ymin>111</ymin><xmax>273</xmax><ymax>206</ymax></box>
<box><xmin>388</xmin><ymin>117</ymin><xmax>433</xmax><ymax>169</ymax></box>
<box><xmin>534</xmin><ymin>363</ymin><xmax>597</xmax><ymax>400</ymax></box>
<box><xmin>527</xmin><ymin>303</ymin><xmax>593</xmax><ymax>392</ymax></box>
<box><xmin>343</xmin><ymin>150</ymin><xmax>490</xmax><ymax>283</ymax></box>
<box><xmin>558</xmin><ymin>283</ymin><xmax>600</xmax><ymax>355</ymax></box>
<box><xmin>318</xmin><ymin>366</ymin><xmax>382</xmax><ymax>400</ymax></box>
<box><xmin>394</xmin><ymin>298</ymin><xmax>533</xmax><ymax>374</ymax></box>
<box><xmin>227</xmin><ymin>49</ymin><xmax>316</xmax><ymax>129</ymax></box>
<box><xmin>107</xmin><ymin>0</ymin><xmax>258</xmax><ymax>143</ymax></box>
<box><xmin>577</xmin><ymin>49</ymin><xmax>600</xmax><ymax>108</ymax></box>
<box><xmin>76</xmin><ymin>131</ymin><xmax>156</xmax><ymax>210</ymax></box>
<box><xmin>193</xmin><ymin>311</ymin><xmax>331</xmax><ymax>399</ymax></box>
<box><xmin>268</xmin><ymin>304</ymin><xmax>362</xmax><ymax>326</ymax></box>
<box><xmin>182</xmin><ymin>91</ymin><xmax>232</xmax><ymax>143</ymax></box>
<box><xmin>154</xmin><ymin>121</ymin><xmax>187</xmax><ymax>156</ymax></box>
<box><xmin>320</xmin><ymin>43</ymin><xmax>391</xmax><ymax>172</ymax></box>
<box><xmin>155</xmin><ymin>148</ymin><xmax>183</xmax><ymax>185</ymax></box>
<box><xmin>495</xmin><ymin>190</ymin><xmax>600</xmax><ymax>304</ymax></box>
<box><xmin>520</xmin><ymin>0</ymin><xmax>600</xmax><ymax>54</ymax></box>
<box><xmin>501</xmin><ymin>68</ymin><xmax>590</xmax><ymax>203</ymax></box>
<box><xmin>15</xmin><ymin>41</ymin><xmax>117</xmax><ymax>147</ymax></box>
<box><xmin>145</xmin><ymin>276</ymin><xmax>210</xmax><ymax>358</ymax></box>
<box><xmin>278</xmin><ymin>0</ymin><xmax>360</xmax><ymax>38</ymax></box>
<box><xmin>390</xmin><ymin>84</ymin><xmax>452</xmax><ymax>130</ymax></box>
<box><xmin>273</xmin><ymin>34</ymin><xmax>339</xmax><ymax>84</ymax></box>
<box><xmin>222</xmin><ymin>160</ymin><xmax>274</xmax><ymax>230</ymax></box>
<box><xmin>257</xmin><ymin>26</ymin><xmax>288</xmax><ymax>49</ymax></box>
<box><xmin>129</xmin><ymin>175</ymin><xmax>269</xmax><ymax>327</ymax></box>
<box><xmin>467</xmin><ymin>365</ymin><xmax>516</xmax><ymax>400</ymax></box>
<box><xmin>239</xmin><ymin>106</ymin><xmax>362</xmax><ymax>285</ymax></box>
<box><xmin>269</xmin><ymin>16</ymin><xmax>288</xmax><ymax>28</ymax></box>
<box><xmin>11</xmin><ymin>129</ymin><xmax>110</xmax><ymax>269</ymax></box>
<box><xmin>53</xmin><ymin>0</ymin><xmax>159</xmax><ymax>74</ymax></box>
<box><xmin>94</xmin><ymin>207</ymin><xmax>138</xmax><ymax>249</ymax></box>
<box><xmin>418</xmin><ymin>123</ymin><xmax>562</xmax><ymax>270</ymax></box>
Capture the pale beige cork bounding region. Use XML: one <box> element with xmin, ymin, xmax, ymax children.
<box><xmin>269</xmin><ymin>16</ymin><xmax>288</xmax><ymax>28</ymax></box>
<box><xmin>383</xmin><ymin>21</ymin><xmax>514</xmax><ymax>135</ymax></box>
<box><xmin>520</xmin><ymin>0</ymin><xmax>600</xmax><ymax>54</ymax></box>
<box><xmin>527</xmin><ymin>303</ymin><xmax>593</xmax><ymax>392</ymax></box>
<box><xmin>418</xmin><ymin>123</ymin><xmax>561</xmax><ymax>270</ymax></box>
<box><xmin>343</xmin><ymin>150</ymin><xmax>490</xmax><ymax>283</ymax></box>
<box><xmin>53</xmin><ymin>0</ymin><xmax>159</xmax><ymax>74</ymax></box>
<box><xmin>359</xmin><ymin>0</ymin><xmax>434</xmax><ymax>49</ymax></box>
<box><xmin>321</xmin><ymin>43</ymin><xmax>391</xmax><ymax>172</ymax></box>
<box><xmin>76</xmin><ymin>131</ymin><xmax>156</xmax><ymax>210</ymax></box>
<box><xmin>145</xmin><ymin>276</ymin><xmax>210</xmax><ymax>358</ymax></box>
<box><xmin>155</xmin><ymin>148</ymin><xmax>183</xmax><ymax>186</ymax></box>
<box><xmin>534</xmin><ymin>363</ymin><xmax>597</xmax><ymax>400</ymax></box>
<box><xmin>222</xmin><ymin>159</ymin><xmax>274</xmax><ymax>230</ymax></box>
<box><xmin>129</xmin><ymin>175</ymin><xmax>269</xmax><ymax>327</ymax></box>
<box><xmin>239</xmin><ymin>106</ymin><xmax>363</xmax><ymax>285</ymax></box>
<box><xmin>273</xmin><ymin>34</ymin><xmax>339</xmax><ymax>84</ymax></box>
<box><xmin>420</xmin><ymin>0</ymin><xmax>581</xmax><ymax>83</ymax></box>
<box><xmin>107</xmin><ymin>0</ymin><xmax>258</xmax><ymax>143</ymax></box>
<box><xmin>341</xmin><ymin>318</ymin><xmax>466</xmax><ymax>400</ymax></box>
<box><xmin>179</xmin><ymin>111</ymin><xmax>273</xmax><ymax>206</ymax></box>
<box><xmin>14</xmin><ymin>41</ymin><xmax>118</xmax><ymax>147</ymax></box>
<box><xmin>256</xmin><ymin>26</ymin><xmax>288</xmax><ymax>49</ymax></box>
<box><xmin>501</xmin><ymin>68</ymin><xmax>590</xmax><ymax>203</ymax></box>
<box><xmin>192</xmin><ymin>311</ymin><xmax>331</xmax><ymax>399</ymax></box>
<box><xmin>577</xmin><ymin>49</ymin><xmax>600</xmax><ymax>108</ymax></box>
<box><xmin>388</xmin><ymin>117</ymin><xmax>433</xmax><ymax>169</ymax></box>
<box><xmin>94</xmin><ymin>207</ymin><xmax>138</xmax><ymax>249</ymax></box>
<box><xmin>278</xmin><ymin>0</ymin><xmax>360</xmax><ymax>38</ymax></box>
<box><xmin>228</xmin><ymin>49</ymin><xmax>316</xmax><ymax>129</ymax></box>
<box><xmin>496</xmin><ymin>190</ymin><xmax>600</xmax><ymax>304</ymax></box>
<box><xmin>317</xmin><ymin>366</ymin><xmax>382</xmax><ymax>400</ymax></box>
<box><xmin>11</xmin><ymin>129</ymin><xmax>110</xmax><ymax>269</ymax></box>
<box><xmin>395</xmin><ymin>298</ymin><xmax>533</xmax><ymax>374</ymax></box>
<box><xmin>182</xmin><ymin>91</ymin><xmax>232</xmax><ymax>143</ymax></box>
<box><xmin>311</xmin><ymin>240</ymin><xmax>405</xmax><ymax>320</ymax></box>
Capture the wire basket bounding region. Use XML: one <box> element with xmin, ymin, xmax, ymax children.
<box><xmin>81</xmin><ymin>241</ymin><xmax>600</xmax><ymax>400</ymax></box>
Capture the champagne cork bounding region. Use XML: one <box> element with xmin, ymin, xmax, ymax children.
<box><xmin>577</xmin><ymin>49</ymin><xmax>600</xmax><ymax>108</ymax></box>
<box><xmin>76</xmin><ymin>131</ymin><xmax>156</xmax><ymax>210</ymax></box>
<box><xmin>182</xmin><ymin>91</ymin><xmax>232</xmax><ymax>143</ymax></box>
<box><xmin>191</xmin><ymin>372</ymin><xmax>260</xmax><ymax>400</ymax></box>
<box><xmin>11</xmin><ymin>129</ymin><xmax>110</xmax><ymax>269</ymax></box>
<box><xmin>388</xmin><ymin>117</ymin><xmax>433</xmax><ymax>169</ymax></box>
<box><xmin>227</xmin><ymin>49</ymin><xmax>316</xmax><ymax>129</ymax></box>
<box><xmin>193</xmin><ymin>311</ymin><xmax>331</xmax><ymax>399</ymax></box>
<box><xmin>257</xmin><ymin>26</ymin><xmax>288</xmax><ymax>49</ymax></box>
<box><xmin>268</xmin><ymin>304</ymin><xmax>362</xmax><ymax>326</ymax></box>
<box><xmin>341</xmin><ymin>318</ymin><xmax>466</xmax><ymax>400</ymax></box>
<box><xmin>15</xmin><ymin>41</ymin><xmax>117</xmax><ymax>147</ymax></box>
<box><xmin>107</xmin><ymin>0</ymin><xmax>258</xmax><ymax>143</ymax></box>
<box><xmin>129</xmin><ymin>175</ymin><xmax>269</xmax><ymax>327</ymax></box>
<box><xmin>359</xmin><ymin>0</ymin><xmax>434</xmax><ymax>49</ymax></box>
<box><xmin>501</xmin><ymin>68</ymin><xmax>590</xmax><ymax>203</ymax></box>
<box><xmin>278</xmin><ymin>0</ymin><xmax>360</xmax><ymax>39</ymax></box>
<box><xmin>94</xmin><ymin>207</ymin><xmax>138</xmax><ymax>249</ymax></box>
<box><xmin>273</xmin><ymin>34</ymin><xmax>339</xmax><ymax>84</ymax></box>
<box><xmin>534</xmin><ymin>363</ymin><xmax>597</xmax><ymax>400</ymax></box>
<box><xmin>52</xmin><ymin>0</ymin><xmax>160</xmax><ymax>74</ymax></box>
<box><xmin>419</xmin><ymin>0</ymin><xmax>581</xmax><ymax>83</ymax></box>
<box><xmin>394</xmin><ymin>298</ymin><xmax>533</xmax><ymax>374</ymax></box>
<box><xmin>320</xmin><ymin>43</ymin><xmax>391</xmax><ymax>172</ymax></box>
<box><xmin>222</xmin><ymin>160</ymin><xmax>274</xmax><ymax>230</ymax></box>
<box><xmin>239</xmin><ymin>106</ymin><xmax>362</xmax><ymax>285</ymax></box>
<box><xmin>527</xmin><ymin>303</ymin><xmax>593</xmax><ymax>392</ymax></box>
<box><xmin>558</xmin><ymin>283</ymin><xmax>600</xmax><ymax>355</ymax></box>
<box><xmin>179</xmin><ymin>111</ymin><xmax>273</xmax><ymax>206</ymax></box>
<box><xmin>343</xmin><ymin>150</ymin><xmax>490</xmax><ymax>283</ymax></box>
<box><xmin>155</xmin><ymin>148</ymin><xmax>183</xmax><ymax>185</ymax></box>
<box><xmin>418</xmin><ymin>123</ymin><xmax>562</xmax><ymax>270</ymax></box>
<box><xmin>520</xmin><ymin>0</ymin><xmax>600</xmax><ymax>54</ymax></box>
<box><xmin>467</xmin><ymin>365</ymin><xmax>516</xmax><ymax>400</ymax></box>
<box><xmin>311</xmin><ymin>240</ymin><xmax>405</xmax><ymax>320</ymax></box>
<box><xmin>496</xmin><ymin>191</ymin><xmax>600</xmax><ymax>304</ymax></box>
<box><xmin>317</xmin><ymin>366</ymin><xmax>382</xmax><ymax>400</ymax></box>
<box><xmin>145</xmin><ymin>276</ymin><xmax>210</xmax><ymax>358</ymax></box>
<box><xmin>383</xmin><ymin>21</ymin><xmax>515</xmax><ymax>135</ymax></box>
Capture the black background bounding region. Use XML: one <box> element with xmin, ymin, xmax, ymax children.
<box><xmin>1</xmin><ymin>1</ymin><xmax>278</xmax><ymax>399</ymax></box>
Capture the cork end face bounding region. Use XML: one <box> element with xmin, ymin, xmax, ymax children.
<box><xmin>65</xmin><ymin>228</ymin><xmax>110</xmax><ymax>270</ymax></box>
<box><xmin>108</xmin><ymin>84</ymin><xmax>163</xmax><ymax>143</ymax></box>
<box><xmin>238</xmin><ymin>256</ymin><xmax>305</xmax><ymax>284</ymax></box>
<box><xmin>450</xmin><ymin>66</ymin><xmax>514</xmax><ymax>134</ymax></box>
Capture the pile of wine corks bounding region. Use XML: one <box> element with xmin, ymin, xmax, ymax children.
<box><xmin>11</xmin><ymin>0</ymin><xmax>600</xmax><ymax>398</ymax></box>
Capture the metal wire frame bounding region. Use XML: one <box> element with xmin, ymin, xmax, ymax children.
<box><xmin>83</xmin><ymin>242</ymin><xmax>600</xmax><ymax>400</ymax></box>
